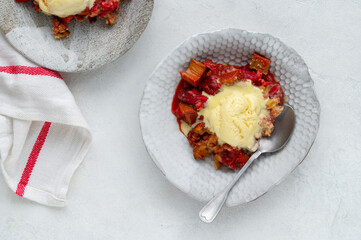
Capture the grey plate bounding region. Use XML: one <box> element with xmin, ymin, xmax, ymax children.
<box><xmin>140</xmin><ymin>29</ymin><xmax>320</xmax><ymax>207</ymax></box>
<box><xmin>0</xmin><ymin>0</ymin><xmax>153</xmax><ymax>72</ymax></box>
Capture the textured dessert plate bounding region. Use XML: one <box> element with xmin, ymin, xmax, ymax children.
<box><xmin>140</xmin><ymin>29</ymin><xmax>320</xmax><ymax>207</ymax></box>
<box><xmin>0</xmin><ymin>0</ymin><xmax>153</xmax><ymax>72</ymax></box>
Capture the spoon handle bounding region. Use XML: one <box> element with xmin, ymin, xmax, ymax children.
<box><xmin>199</xmin><ymin>150</ymin><xmax>262</xmax><ymax>223</ymax></box>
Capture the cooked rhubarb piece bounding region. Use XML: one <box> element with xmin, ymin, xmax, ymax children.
<box><xmin>219</xmin><ymin>70</ymin><xmax>244</xmax><ymax>85</ymax></box>
<box><xmin>171</xmin><ymin>79</ymin><xmax>192</xmax><ymax>117</ymax></box>
<box><xmin>180</xmin><ymin>59</ymin><xmax>207</xmax><ymax>87</ymax></box>
<box><xmin>177</xmin><ymin>89</ymin><xmax>208</xmax><ymax>111</ymax></box>
<box><xmin>249</xmin><ymin>53</ymin><xmax>271</xmax><ymax>75</ymax></box>
<box><xmin>179</xmin><ymin>103</ymin><xmax>198</xmax><ymax>125</ymax></box>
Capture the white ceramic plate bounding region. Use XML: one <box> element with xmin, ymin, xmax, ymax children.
<box><xmin>0</xmin><ymin>0</ymin><xmax>153</xmax><ymax>72</ymax></box>
<box><xmin>140</xmin><ymin>29</ymin><xmax>320</xmax><ymax>207</ymax></box>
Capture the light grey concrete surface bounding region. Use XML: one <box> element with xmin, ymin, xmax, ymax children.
<box><xmin>1</xmin><ymin>0</ymin><xmax>360</xmax><ymax>239</ymax></box>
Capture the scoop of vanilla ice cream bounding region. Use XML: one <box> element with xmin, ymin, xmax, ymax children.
<box><xmin>37</xmin><ymin>0</ymin><xmax>96</xmax><ymax>18</ymax></box>
<box><xmin>199</xmin><ymin>81</ymin><xmax>268</xmax><ymax>151</ymax></box>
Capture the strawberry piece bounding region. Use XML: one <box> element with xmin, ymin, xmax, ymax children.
<box><xmin>214</xmin><ymin>146</ymin><xmax>250</xmax><ymax>170</ymax></box>
<box><xmin>91</xmin><ymin>6</ymin><xmax>100</xmax><ymax>14</ymax></box>
<box><xmin>202</xmin><ymin>59</ymin><xmax>220</xmax><ymax>75</ymax></box>
<box><xmin>101</xmin><ymin>1</ymin><xmax>113</xmax><ymax>9</ymax></box>
<box><xmin>178</xmin><ymin>89</ymin><xmax>208</xmax><ymax>111</ymax></box>
<box><xmin>256</xmin><ymin>69</ymin><xmax>263</xmax><ymax>78</ymax></box>
<box><xmin>200</xmin><ymin>59</ymin><xmax>224</xmax><ymax>95</ymax></box>
<box><xmin>241</xmin><ymin>65</ymin><xmax>262</xmax><ymax>82</ymax></box>
<box><xmin>269</xmin><ymin>83</ymin><xmax>285</xmax><ymax>104</ymax></box>
<box><xmin>180</xmin><ymin>59</ymin><xmax>207</xmax><ymax>87</ymax></box>
<box><xmin>249</xmin><ymin>53</ymin><xmax>271</xmax><ymax>75</ymax></box>
<box><xmin>200</xmin><ymin>74</ymin><xmax>221</xmax><ymax>95</ymax></box>
<box><xmin>262</xmin><ymin>72</ymin><xmax>277</xmax><ymax>83</ymax></box>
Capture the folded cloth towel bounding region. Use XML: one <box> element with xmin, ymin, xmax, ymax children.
<box><xmin>0</xmin><ymin>35</ymin><xmax>91</xmax><ymax>207</ymax></box>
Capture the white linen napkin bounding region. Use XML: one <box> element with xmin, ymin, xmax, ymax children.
<box><xmin>0</xmin><ymin>35</ymin><xmax>92</xmax><ymax>207</ymax></box>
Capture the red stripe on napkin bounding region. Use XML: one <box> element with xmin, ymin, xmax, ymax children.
<box><xmin>0</xmin><ymin>66</ymin><xmax>62</xmax><ymax>79</ymax></box>
<box><xmin>16</xmin><ymin>122</ymin><xmax>52</xmax><ymax>197</ymax></box>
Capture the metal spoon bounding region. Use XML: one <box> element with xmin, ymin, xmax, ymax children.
<box><xmin>199</xmin><ymin>104</ymin><xmax>295</xmax><ymax>223</ymax></box>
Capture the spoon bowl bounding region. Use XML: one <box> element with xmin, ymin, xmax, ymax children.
<box><xmin>259</xmin><ymin>104</ymin><xmax>295</xmax><ymax>153</ymax></box>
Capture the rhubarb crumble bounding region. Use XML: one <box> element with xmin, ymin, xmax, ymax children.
<box><xmin>171</xmin><ymin>54</ymin><xmax>285</xmax><ymax>170</ymax></box>
<box><xmin>15</xmin><ymin>0</ymin><xmax>123</xmax><ymax>39</ymax></box>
